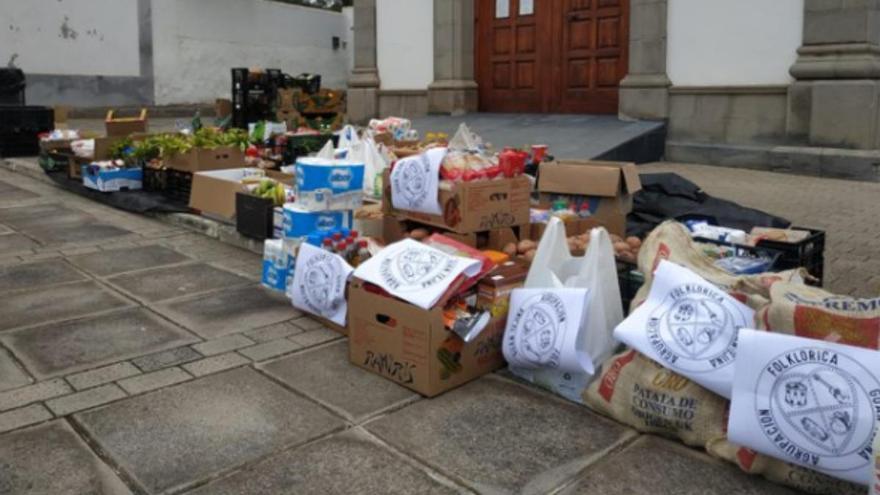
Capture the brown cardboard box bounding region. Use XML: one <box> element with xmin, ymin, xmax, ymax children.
<box><xmin>105</xmin><ymin>109</ymin><xmax>148</xmax><ymax>137</ymax></box>
<box><xmin>166</xmin><ymin>146</ymin><xmax>246</xmax><ymax>173</ymax></box>
<box><xmin>477</xmin><ymin>260</ymin><xmax>528</xmax><ymax>321</ymax></box>
<box><xmin>537</xmin><ymin>160</ymin><xmax>642</xmax><ymax>237</ymax></box>
<box><xmin>215</xmin><ymin>98</ymin><xmax>232</xmax><ymax>119</ymax></box>
<box><xmin>381</xmin><ymin>215</ymin><xmax>525</xmax><ymax>251</ymax></box>
<box><xmin>383</xmin><ymin>170</ymin><xmax>531</xmax><ymax>234</ymax></box>
<box><xmin>189</xmin><ymin>168</ymin><xmax>293</xmax><ymax>221</ymax></box>
<box><xmin>348</xmin><ymin>279</ymin><xmax>506</xmax><ymax>397</ymax></box>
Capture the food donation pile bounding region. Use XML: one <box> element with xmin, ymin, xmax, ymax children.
<box><xmin>35</xmin><ymin>109</ymin><xmax>879</xmax><ymax>495</ymax></box>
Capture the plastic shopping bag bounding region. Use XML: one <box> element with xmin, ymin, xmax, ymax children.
<box><xmin>505</xmin><ymin>217</ymin><xmax>624</xmax><ymax>402</ymax></box>
<box><xmin>337</xmin><ymin>125</ymin><xmax>365</xmax><ymax>162</ymax></box>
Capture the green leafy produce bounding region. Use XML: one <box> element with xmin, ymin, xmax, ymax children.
<box><xmin>108</xmin><ymin>137</ymin><xmax>134</xmax><ymax>160</ymax></box>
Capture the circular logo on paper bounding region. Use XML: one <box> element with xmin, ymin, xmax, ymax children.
<box><xmin>301</xmin><ymin>253</ymin><xmax>343</xmax><ymax>315</ymax></box>
<box><xmin>646</xmin><ymin>284</ymin><xmax>745</xmax><ymax>373</ymax></box>
<box><xmin>509</xmin><ymin>293</ymin><xmax>568</xmax><ymax>369</ymax></box>
<box><xmin>395</xmin><ymin>157</ymin><xmax>429</xmax><ymax>207</ymax></box>
<box><xmin>379</xmin><ymin>247</ymin><xmax>457</xmax><ymax>291</ymax></box>
<box><xmin>756</xmin><ymin>348</ymin><xmax>880</xmax><ymax>471</ymax></box>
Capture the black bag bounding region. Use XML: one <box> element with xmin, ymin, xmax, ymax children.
<box><xmin>0</xmin><ymin>68</ymin><xmax>26</xmax><ymax>106</ymax></box>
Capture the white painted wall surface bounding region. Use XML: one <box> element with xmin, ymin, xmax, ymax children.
<box><xmin>667</xmin><ymin>0</ymin><xmax>803</xmax><ymax>86</ymax></box>
<box><xmin>376</xmin><ymin>0</ymin><xmax>433</xmax><ymax>90</ymax></box>
<box><xmin>0</xmin><ymin>0</ymin><xmax>140</xmax><ymax>77</ymax></box>
<box><xmin>151</xmin><ymin>0</ymin><xmax>351</xmax><ymax>104</ymax></box>
<box><xmin>343</xmin><ymin>6</ymin><xmax>355</xmax><ymax>74</ymax></box>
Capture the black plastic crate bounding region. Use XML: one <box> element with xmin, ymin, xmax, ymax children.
<box><xmin>141</xmin><ymin>166</ymin><xmax>192</xmax><ymax>204</ymax></box>
<box><xmin>0</xmin><ymin>106</ymin><xmax>53</xmax><ymax>133</ymax></box>
<box><xmin>0</xmin><ymin>68</ymin><xmax>25</xmax><ymax>106</ymax></box>
<box><xmin>0</xmin><ymin>132</ymin><xmax>39</xmax><ymax>157</ymax></box>
<box><xmin>617</xmin><ymin>260</ymin><xmax>644</xmax><ymax>316</ymax></box>
<box><xmin>142</xmin><ymin>166</ymin><xmax>167</xmax><ymax>193</ymax></box>
<box><xmin>292</xmin><ymin>73</ymin><xmax>321</xmax><ymax>94</ymax></box>
<box><xmin>236</xmin><ymin>192</ymin><xmax>275</xmax><ymax>240</ymax></box>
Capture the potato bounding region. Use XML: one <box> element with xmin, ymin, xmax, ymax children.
<box><xmin>610</xmin><ymin>234</ymin><xmax>623</xmax><ymax>244</ymax></box>
<box><xmin>567</xmin><ymin>238</ymin><xmax>578</xmax><ymax>252</ymax></box>
<box><xmin>502</xmin><ymin>242</ymin><xmax>518</xmax><ymax>257</ymax></box>
<box><xmin>617</xmin><ymin>250</ymin><xmax>636</xmax><ymax>263</ymax></box>
<box><xmin>409</xmin><ymin>228</ymin><xmax>429</xmax><ymax>240</ymax></box>
<box><xmin>626</xmin><ymin>236</ymin><xmax>642</xmax><ymax>249</ymax></box>
<box><xmin>523</xmin><ymin>249</ymin><xmax>537</xmax><ymax>262</ymax></box>
<box><xmin>613</xmin><ymin>241</ymin><xmax>630</xmax><ymax>253</ymax></box>
<box><xmin>517</xmin><ymin>239</ymin><xmax>537</xmax><ymax>254</ymax></box>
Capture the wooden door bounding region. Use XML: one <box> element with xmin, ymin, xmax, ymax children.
<box><xmin>475</xmin><ymin>0</ymin><xmax>628</xmax><ymax>114</ymax></box>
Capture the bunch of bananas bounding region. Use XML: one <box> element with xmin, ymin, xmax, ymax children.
<box><xmin>253</xmin><ymin>179</ymin><xmax>286</xmax><ymax>206</ymax></box>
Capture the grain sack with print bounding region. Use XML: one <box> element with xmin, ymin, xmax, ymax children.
<box><xmin>584</xmin><ymin>349</ymin><xmax>729</xmax><ymax>448</ymax></box>
<box><xmin>757</xmin><ymin>282</ymin><xmax>880</xmax><ymax>350</ymax></box>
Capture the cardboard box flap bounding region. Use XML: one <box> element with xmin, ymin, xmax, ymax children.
<box><xmin>538</xmin><ymin>160</ymin><xmax>641</xmax><ymax>197</ymax></box>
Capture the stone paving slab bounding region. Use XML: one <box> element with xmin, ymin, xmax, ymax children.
<box><xmin>131</xmin><ymin>346</ymin><xmax>202</xmax><ymax>372</ymax></box>
<box><xmin>153</xmin><ymin>285</ymin><xmax>300</xmax><ymax>339</ymax></box>
<box><xmin>0</xmin><ymin>280</ymin><xmax>133</xmax><ymax>332</ymax></box>
<box><xmin>189</xmin><ymin>429</ymin><xmax>460</xmax><ymax>495</ymax></box>
<box><xmin>0</xmin><ymin>179</ymin><xmax>38</xmax><ymax>203</ymax></box>
<box><xmin>367</xmin><ymin>376</ymin><xmax>635</xmax><ymax>493</ymax></box>
<box><xmin>29</xmin><ymin>222</ymin><xmax>131</xmax><ymax>245</ymax></box>
<box><xmin>0</xmin><ymin>223</ymin><xmax>10</xmax><ymax>234</ymax></box>
<box><xmin>0</xmin><ymin>232</ymin><xmax>39</xmax><ymax>254</ymax></box>
<box><xmin>0</xmin><ymin>420</ymin><xmax>133</xmax><ymax>494</ymax></box>
<box><xmin>2</xmin><ymin>307</ymin><xmax>197</xmax><ymax>379</ymax></box>
<box><xmin>74</xmin><ymin>367</ymin><xmax>344</xmax><ymax>495</ymax></box>
<box><xmin>106</xmin><ymin>262</ymin><xmax>251</xmax><ymax>303</ymax></box>
<box><xmin>68</xmin><ymin>244</ymin><xmax>191</xmax><ymax>276</ymax></box>
<box><xmin>0</xmin><ymin>259</ymin><xmax>86</xmax><ymax>293</ymax></box>
<box><xmin>559</xmin><ymin>435</ymin><xmax>798</xmax><ymax>495</ymax></box>
<box><xmin>260</xmin><ymin>341</ymin><xmax>418</xmax><ymax>422</ymax></box>
<box><xmin>0</xmin><ymin>348</ymin><xmax>31</xmax><ymax>392</ymax></box>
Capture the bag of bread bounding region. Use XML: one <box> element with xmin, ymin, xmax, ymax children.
<box><xmin>757</xmin><ymin>282</ymin><xmax>880</xmax><ymax>350</ymax></box>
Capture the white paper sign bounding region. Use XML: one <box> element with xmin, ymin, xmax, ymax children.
<box><xmin>503</xmin><ymin>288</ymin><xmax>591</xmax><ymax>374</ymax></box>
<box><xmin>729</xmin><ymin>329</ymin><xmax>880</xmax><ymax>486</ymax></box>
<box><xmin>290</xmin><ymin>243</ymin><xmax>353</xmax><ymax>326</ymax></box>
<box><xmin>614</xmin><ymin>260</ymin><xmax>754</xmax><ymax>399</ymax></box>
<box><xmin>352</xmin><ymin>238</ymin><xmax>481</xmax><ymax>310</ymax></box>
<box><xmin>390</xmin><ymin>147</ymin><xmax>446</xmax><ymax>215</ymax></box>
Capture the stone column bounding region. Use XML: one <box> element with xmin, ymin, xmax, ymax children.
<box><xmin>348</xmin><ymin>0</ymin><xmax>380</xmax><ymax>124</ymax></box>
<box><xmin>428</xmin><ymin>0</ymin><xmax>478</xmax><ymax>115</ymax></box>
<box><xmin>787</xmin><ymin>0</ymin><xmax>880</xmax><ymax>148</ymax></box>
<box><xmin>618</xmin><ymin>0</ymin><xmax>670</xmax><ymax>120</ymax></box>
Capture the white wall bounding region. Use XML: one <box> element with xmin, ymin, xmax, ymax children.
<box><xmin>0</xmin><ymin>0</ymin><xmax>140</xmax><ymax>77</ymax></box>
<box><xmin>151</xmin><ymin>0</ymin><xmax>351</xmax><ymax>104</ymax></box>
<box><xmin>667</xmin><ymin>0</ymin><xmax>803</xmax><ymax>86</ymax></box>
<box><xmin>376</xmin><ymin>0</ymin><xmax>433</xmax><ymax>90</ymax></box>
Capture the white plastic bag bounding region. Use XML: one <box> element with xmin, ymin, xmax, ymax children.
<box><xmin>507</xmin><ymin>217</ymin><xmax>624</xmax><ymax>402</ymax></box>
<box><xmin>362</xmin><ymin>138</ymin><xmax>388</xmax><ymax>198</ymax></box>
<box><xmin>316</xmin><ymin>140</ymin><xmax>335</xmax><ymax>160</ymax></box>
<box><xmin>337</xmin><ymin>125</ymin><xmax>365</xmax><ymax>162</ymax></box>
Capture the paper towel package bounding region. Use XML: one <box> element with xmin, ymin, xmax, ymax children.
<box><xmin>282</xmin><ymin>204</ymin><xmax>353</xmax><ymax>239</ymax></box>
<box><xmin>294</xmin><ymin>157</ymin><xmax>365</xmax><ymax>211</ymax></box>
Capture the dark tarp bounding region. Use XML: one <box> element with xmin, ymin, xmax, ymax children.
<box><xmin>45</xmin><ymin>170</ymin><xmax>190</xmax><ymax>214</ymax></box>
<box><xmin>627</xmin><ymin>173</ymin><xmax>790</xmax><ymax>237</ymax></box>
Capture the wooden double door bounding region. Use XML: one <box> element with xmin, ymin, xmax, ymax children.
<box><xmin>476</xmin><ymin>0</ymin><xmax>629</xmax><ymax>114</ymax></box>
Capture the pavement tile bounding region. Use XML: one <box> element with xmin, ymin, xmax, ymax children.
<box><xmin>118</xmin><ymin>367</ymin><xmax>192</xmax><ymax>395</ymax></box>
<box><xmin>367</xmin><ymin>377</ymin><xmax>633</xmax><ymax>493</ymax></box>
<box><xmin>191</xmin><ymin>334</ymin><xmax>255</xmax><ymax>356</ymax></box>
<box><xmin>289</xmin><ymin>327</ymin><xmax>344</xmax><ymax>348</ymax></box>
<box><xmin>27</xmin><ymin>222</ymin><xmax>131</xmax><ymax>246</ymax></box>
<box><xmin>74</xmin><ymin>367</ymin><xmax>344</xmax><ymax>495</ymax></box>
<box><xmin>2</xmin><ymin>308</ymin><xmax>197</xmax><ymax>379</ymax></box>
<box><xmin>0</xmin><ymin>348</ymin><xmax>32</xmax><ymax>392</ymax></box>
<box><xmin>260</xmin><ymin>341</ymin><xmax>417</xmax><ymax>421</ymax></box>
<box><xmin>0</xmin><ymin>420</ymin><xmax>132</xmax><ymax>493</ymax></box>
<box><xmin>67</xmin><ymin>362</ymin><xmax>141</xmax><ymax>391</ymax></box>
<box><xmin>0</xmin><ymin>280</ymin><xmax>132</xmax><ymax>333</ymax></box>
<box><xmin>291</xmin><ymin>316</ymin><xmax>326</xmax><ymax>331</ymax></box>
<box><xmin>46</xmin><ymin>384</ymin><xmax>127</xmax><ymax>416</ymax></box>
<box><xmin>131</xmin><ymin>346</ymin><xmax>202</xmax><ymax>372</ymax></box>
<box><xmin>559</xmin><ymin>436</ymin><xmax>800</xmax><ymax>495</ymax></box>
<box><xmin>182</xmin><ymin>352</ymin><xmax>251</xmax><ymax>377</ymax></box>
<box><xmin>238</xmin><ymin>339</ymin><xmax>302</xmax><ymax>362</ymax></box>
<box><xmin>244</xmin><ymin>321</ymin><xmax>303</xmax><ymax>343</ymax></box>
<box><xmin>0</xmin><ymin>404</ymin><xmax>53</xmax><ymax>434</ymax></box>
<box><xmin>106</xmin><ymin>262</ymin><xmax>251</xmax><ymax>302</ymax></box>
<box><xmin>0</xmin><ymin>259</ymin><xmax>85</xmax><ymax>293</ymax></box>
<box><xmin>0</xmin><ymin>232</ymin><xmax>39</xmax><ymax>254</ymax></box>
<box><xmin>154</xmin><ymin>285</ymin><xmax>300</xmax><ymax>339</ymax></box>
<box><xmin>188</xmin><ymin>429</ymin><xmax>458</xmax><ymax>495</ymax></box>
<box><xmin>0</xmin><ymin>378</ymin><xmax>72</xmax><ymax>411</ymax></box>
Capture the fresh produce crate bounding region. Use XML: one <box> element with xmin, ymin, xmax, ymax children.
<box><xmin>141</xmin><ymin>166</ymin><xmax>193</xmax><ymax>204</ymax></box>
<box><xmin>142</xmin><ymin>166</ymin><xmax>167</xmax><ymax>193</ymax></box>
<box><xmin>235</xmin><ymin>192</ymin><xmax>275</xmax><ymax>240</ymax></box>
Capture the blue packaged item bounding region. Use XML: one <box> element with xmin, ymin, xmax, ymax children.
<box><xmin>294</xmin><ymin>157</ymin><xmax>365</xmax><ymax>211</ymax></box>
<box><xmin>282</xmin><ymin>204</ymin><xmax>353</xmax><ymax>238</ymax></box>
<box><xmin>82</xmin><ymin>164</ymin><xmax>143</xmax><ymax>192</ymax></box>
<box><xmin>261</xmin><ymin>261</ymin><xmax>289</xmax><ymax>292</ymax></box>
<box><xmin>715</xmin><ymin>256</ymin><xmax>774</xmax><ymax>275</ymax></box>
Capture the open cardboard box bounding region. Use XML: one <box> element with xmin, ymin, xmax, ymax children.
<box><xmin>347</xmin><ymin>279</ymin><xmax>506</xmax><ymax>397</ymax></box>
<box><xmin>166</xmin><ymin>146</ymin><xmax>246</xmax><ymax>173</ymax></box>
<box><xmin>537</xmin><ymin>160</ymin><xmax>641</xmax><ymax>237</ymax></box>
<box><xmin>382</xmin><ymin>170</ymin><xmax>531</xmax><ymax>234</ymax></box>
<box><xmin>105</xmin><ymin>109</ymin><xmax>148</xmax><ymax>137</ymax></box>
<box><xmin>189</xmin><ymin>168</ymin><xmax>293</xmax><ymax>222</ymax></box>
<box><xmin>381</xmin><ymin>215</ymin><xmax>526</xmax><ymax>253</ymax></box>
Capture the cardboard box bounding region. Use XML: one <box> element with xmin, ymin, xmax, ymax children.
<box><xmin>215</xmin><ymin>98</ymin><xmax>232</xmax><ymax>119</ymax></box>
<box><xmin>189</xmin><ymin>168</ymin><xmax>293</xmax><ymax>221</ymax></box>
<box><xmin>537</xmin><ymin>160</ymin><xmax>641</xmax><ymax>237</ymax></box>
<box><xmin>82</xmin><ymin>165</ymin><xmax>143</xmax><ymax>192</ymax></box>
<box><xmin>105</xmin><ymin>109</ymin><xmax>148</xmax><ymax>137</ymax></box>
<box><xmin>381</xmin><ymin>215</ymin><xmax>524</xmax><ymax>251</ymax></box>
<box><xmin>348</xmin><ymin>279</ymin><xmax>505</xmax><ymax>397</ymax></box>
<box><xmin>166</xmin><ymin>146</ymin><xmax>246</xmax><ymax>173</ymax></box>
<box><xmin>383</xmin><ymin>170</ymin><xmax>532</xmax><ymax>234</ymax></box>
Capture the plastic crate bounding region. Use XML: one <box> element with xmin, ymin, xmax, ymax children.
<box><xmin>0</xmin><ymin>106</ymin><xmax>53</xmax><ymax>133</ymax></box>
<box><xmin>141</xmin><ymin>166</ymin><xmax>192</xmax><ymax>204</ymax></box>
<box><xmin>0</xmin><ymin>68</ymin><xmax>25</xmax><ymax>106</ymax></box>
<box><xmin>617</xmin><ymin>260</ymin><xmax>644</xmax><ymax>316</ymax></box>
<box><xmin>283</xmin><ymin>133</ymin><xmax>339</xmax><ymax>165</ymax></box>
<box><xmin>142</xmin><ymin>166</ymin><xmax>168</xmax><ymax>193</ymax></box>
<box><xmin>235</xmin><ymin>192</ymin><xmax>275</xmax><ymax>240</ymax></box>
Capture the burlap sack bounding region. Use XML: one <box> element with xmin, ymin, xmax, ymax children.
<box><xmin>583</xmin><ymin>349</ymin><xmax>728</xmax><ymax>448</ymax></box>
<box><xmin>757</xmin><ymin>281</ymin><xmax>880</xmax><ymax>349</ymax></box>
<box><xmin>632</xmin><ymin>221</ymin><xmax>806</xmax><ymax>313</ymax></box>
<box><xmin>706</xmin><ymin>439</ymin><xmax>864</xmax><ymax>495</ymax></box>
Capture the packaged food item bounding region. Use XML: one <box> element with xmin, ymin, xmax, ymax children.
<box><xmin>261</xmin><ymin>239</ymin><xmax>290</xmax><ymax>292</ymax></box>
<box><xmin>476</xmin><ymin>259</ymin><xmax>529</xmax><ymax>320</ymax></box>
<box><xmin>282</xmin><ymin>204</ymin><xmax>353</xmax><ymax>239</ymax></box>
<box><xmin>423</xmin><ymin>234</ymin><xmax>496</xmax><ymax>294</ymax></box>
<box><xmin>294</xmin><ymin>157</ymin><xmax>365</xmax><ymax>211</ymax></box>
<box><xmin>749</xmin><ymin>227</ymin><xmax>812</xmax><ymax>244</ymax></box>
<box><xmin>685</xmin><ymin>220</ymin><xmax>748</xmax><ymax>245</ymax></box>
<box><xmin>443</xmin><ymin>298</ymin><xmax>491</xmax><ymax>343</ymax></box>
